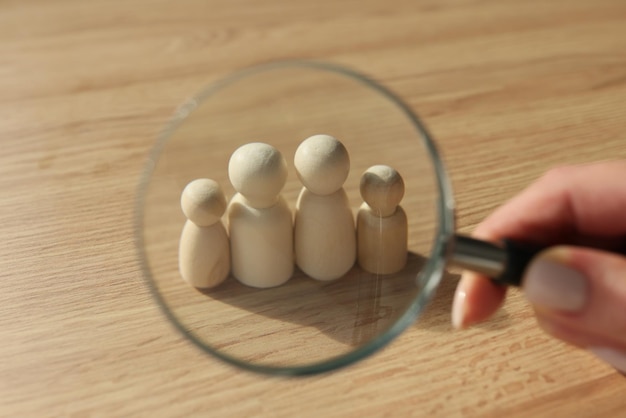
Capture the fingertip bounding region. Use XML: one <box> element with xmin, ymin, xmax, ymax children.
<box><xmin>528</xmin><ymin>247</ymin><xmax>626</xmax><ymax>356</ymax></box>
<box><xmin>522</xmin><ymin>247</ymin><xmax>589</xmax><ymax>312</ymax></box>
<box><xmin>452</xmin><ymin>271</ymin><xmax>507</xmax><ymax>329</ymax></box>
<box><xmin>589</xmin><ymin>348</ymin><xmax>626</xmax><ymax>374</ymax></box>
<box><xmin>451</xmin><ymin>279</ymin><xmax>468</xmax><ymax>330</ymax></box>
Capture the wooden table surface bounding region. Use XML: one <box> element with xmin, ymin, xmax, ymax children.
<box><xmin>2</xmin><ymin>0</ymin><xmax>626</xmax><ymax>416</ymax></box>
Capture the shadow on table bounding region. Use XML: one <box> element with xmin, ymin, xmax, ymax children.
<box><xmin>196</xmin><ymin>252</ymin><xmax>428</xmax><ymax>347</ymax></box>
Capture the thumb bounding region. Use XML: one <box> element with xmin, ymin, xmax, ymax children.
<box><xmin>523</xmin><ymin>246</ymin><xmax>626</xmax><ymax>373</ymax></box>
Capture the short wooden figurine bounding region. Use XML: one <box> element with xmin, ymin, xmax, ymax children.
<box><xmin>357</xmin><ymin>165</ymin><xmax>408</xmax><ymax>275</ymax></box>
<box><xmin>179</xmin><ymin>178</ymin><xmax>231</xmax><ymax>288</ymax></box>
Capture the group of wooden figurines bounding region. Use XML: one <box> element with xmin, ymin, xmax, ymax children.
<box><xmin>179</xmin><ymin>134</ymin><xmax>408</xmax><ymax>290</ymax></box>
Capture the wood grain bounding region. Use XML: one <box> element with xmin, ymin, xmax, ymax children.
<box><xmin>2</xmin><ymin>0</ymin><xmax>626</xmax><ymax>416</ymax></box>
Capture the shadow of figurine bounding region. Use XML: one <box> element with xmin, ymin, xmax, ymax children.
<box><xmin>197</xmin><ymin>252</ymin><xmax>428</xmax><ymax>348</ymax></box>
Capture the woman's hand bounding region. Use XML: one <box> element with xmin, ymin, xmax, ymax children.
<box><xmin>452</xmin><ymin>161</ymin><xmax>626</xmax><ymax>372</ymax></box>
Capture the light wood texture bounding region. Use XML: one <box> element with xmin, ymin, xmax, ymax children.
<box><xmin>2</xmin><ymin>0</ymin><xmax>626</xmax><ymax>417</ymax></box>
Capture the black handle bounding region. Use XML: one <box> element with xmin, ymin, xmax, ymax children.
<box><xmin>450</xmin><ymin>235</ymin><xmax>544</xmax><ymax>287</ymax></box>
<box><xmin>496</xmin><ymin>239</ymin><xmax>543</xmax><ymax>286</ymax></box>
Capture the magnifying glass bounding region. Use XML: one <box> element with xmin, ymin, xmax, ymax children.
<box><xmin>136</xmin><ymin>60</ymin><xmax>538</xmax><ymax>376</ymax></box>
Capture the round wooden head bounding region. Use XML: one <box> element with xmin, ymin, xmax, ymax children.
<box><xmin>228</xmin><ymin>142</ymin><xmax>288</xmax><ymax>208</ymax></box>
<box><xmin>360</xmin><ymin>165</ymin><xmax>404</xmax><ymax>217</ymax></box>
<box><xmin>181</xmin><ymin>178</ymin><xmax>227</xmax><ymax>226</ymax></box>
<box><xmin>294</xmin><ymin>134</ymin><xmax>350</xmax><ymax>195</ymax></box>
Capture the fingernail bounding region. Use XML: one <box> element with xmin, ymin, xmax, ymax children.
<box><xmin>523</xmin><ymin>253</ymin><xmax>588</xmax><ymax>312</ymax></box>
<box><xmin>452</xmin><ymin>283</ymin><xmax>467</xmax><ymax>329</ymax></box>
<box><xmin>590</xmin><ymin>347</ymin><xmax>626</xmax><ymax>373</ymax></box>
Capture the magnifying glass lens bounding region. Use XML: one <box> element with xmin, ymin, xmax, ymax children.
<box><xmin>137</xmin><ymin>61</ymin><xmax>454</xmax><ymax>375</ymax></box>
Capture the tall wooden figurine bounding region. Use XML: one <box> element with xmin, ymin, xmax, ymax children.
<box><xmin>294</xmin><ymin>134</ymin><xmax>356</xmax><ymax>280</ymax></box>
<box><xmin>357</xmin><ymin>165</ymin><xmax>408</xmax><ymax>275</ymax></box>
<box><xmin>227</xmin><ymin>142</ymin><xmax>294</xmax><ymax>288</ymax></box>
<box><xmin>179</xmin><ymin>178</ymin><xmax>231</xmax><ymax>288</ymax></box>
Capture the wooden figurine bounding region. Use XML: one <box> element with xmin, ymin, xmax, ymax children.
<box><xmin>179</xmin><ymin>178</ymin><xmax>230</xmax><ymax>288</ymax></box>
<box><xmin>227</xmin><ymin>142</ymin><xmax>294</xmax><ymax>288</ymax></box>
<box><xmin>294</xmin><ymin>134</ymin><xmax>356</xmax><ymax>280</ymax></box>
<box><xmin>357</xmin><ymin>165</ymin><xmax>408</xmax><ymax>275</ymax></box>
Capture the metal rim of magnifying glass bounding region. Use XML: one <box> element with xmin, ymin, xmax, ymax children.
<box><xmin>134</xmin><ymin>59</ymin><xmax>457</xmax><ymax>376</ymax></box>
